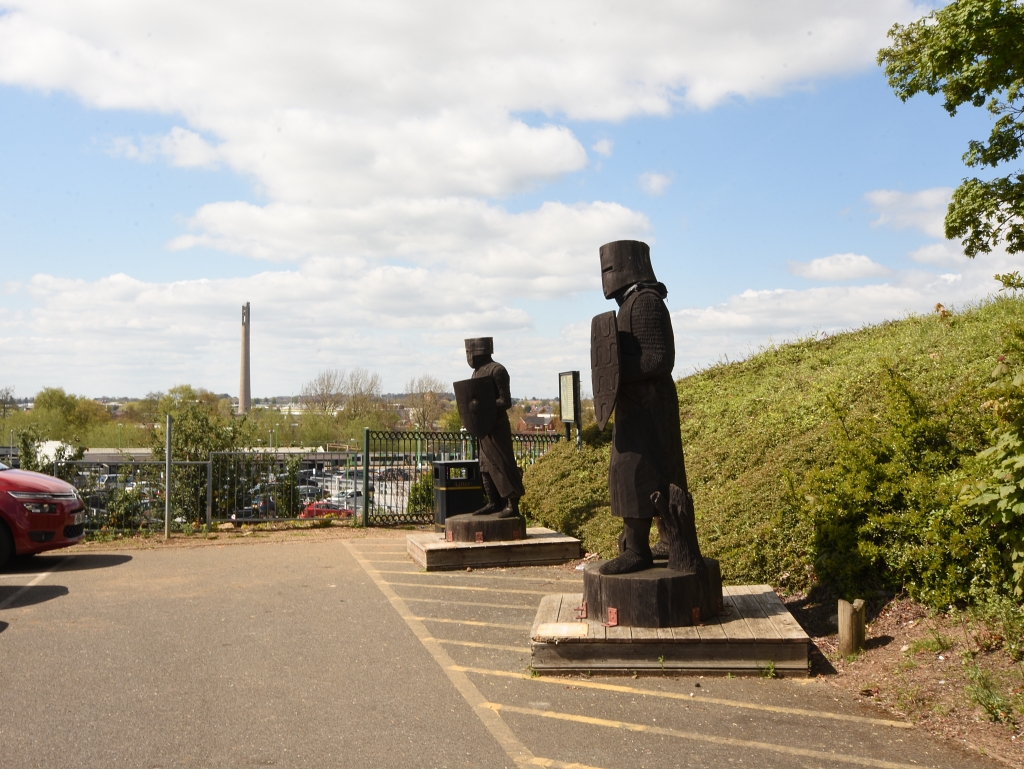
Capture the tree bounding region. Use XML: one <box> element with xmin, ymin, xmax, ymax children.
<box><xmin>342</xmin><ymin>368</ymin><xmax>384</xmax><ymax>421</ymax></box>
<box><xmin>878</xmin><ymin>0</ymin><xmax>1024</xmax><ymax>259</ymax></box>
<box><xmin>0</xmin><ymin>387</ymin><xmax>14</xmax><ymax>419</ymax></box>
<box><xmin>405</xmin><ymin>375</ymin><xmax>448</xmax><ymax>430</ymax></box>
<box><xmin>152</xmin><ymin>385</ymin><xmax>249</xmax><ymax>461</ymax></box>
<box><xmin>300</xmin><ymin>369</ymin><xmax>346</xmax><ymax>415</ymax></box>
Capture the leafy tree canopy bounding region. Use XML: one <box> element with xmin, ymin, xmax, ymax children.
<box><xmin>878</xmin><ymin>0</ymin><xmax>1024</xmax><ymax>256</ymax></box>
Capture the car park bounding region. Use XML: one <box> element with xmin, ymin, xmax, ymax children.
<box><xmin>0</xmin><ymin>460</ymin><xmax>87</xmax><ymax>569</ymax></box>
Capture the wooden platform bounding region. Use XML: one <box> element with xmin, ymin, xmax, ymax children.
<box><xmin>406</xmin><ymin>527</ymin><xmax>581</xmax><ymax>571</ymax></box>
<box><xmin>530</xmin><ymin>585</ymin><xmax>810</xmax><ymax>676</ymax></box>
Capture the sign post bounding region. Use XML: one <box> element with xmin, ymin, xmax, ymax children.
<box><xmin>558</xmin><ymin>371</ymin><xmax>582</xmax><ymax>449</ymax></box>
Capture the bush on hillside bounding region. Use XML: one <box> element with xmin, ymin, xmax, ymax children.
<box><xmin>797</xmin><ymin>367</ymin><xmax>1011</xmax><ymax>604</ymax></box>
<box><xmin>522</xmin><ymin>424</ymin><xmax>615</xmax><ymax>550</ymax></box>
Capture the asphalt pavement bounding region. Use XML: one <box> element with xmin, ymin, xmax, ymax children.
<box><xmin>0</xmin><ymin>536</ymin><xmax>1005</xmax><ymax>769</ymax></box>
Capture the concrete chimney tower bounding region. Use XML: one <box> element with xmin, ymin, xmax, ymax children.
<box><xmin>239</xmin><ymin>302</ymin><xmax>251</xmax><ymax>414</ymax></box>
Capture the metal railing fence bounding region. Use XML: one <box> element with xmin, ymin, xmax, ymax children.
<box><xmin>360</xmin><ymin>429</ymin><xmax>561</xmax><ymax>526</ymax></box>
<box><xmin>55</xmin><ymin>459</ymin><xmax>210</xmax><ymax>534</ymax></box>
<box><xmin>50</xmin><ymin>431</ymin><xmax>561</xmax><ymax>534</ymax></box>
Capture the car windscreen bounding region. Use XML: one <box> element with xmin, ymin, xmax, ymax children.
<box><xmin>0</xmin><ymin>461</ymin><xmax>8</xmax><ymax>470</ymax></box>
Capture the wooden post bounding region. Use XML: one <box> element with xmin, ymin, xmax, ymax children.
<box><xmin>838</xmin><ymin>598</ymin><xmax>866</xmax><ymax>656</ymax></box>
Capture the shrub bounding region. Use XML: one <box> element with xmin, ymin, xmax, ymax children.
<box><xmin>521</xmin><ymin>427</ymin><xmax>611</xmax><ymax>538</ymax></box>
<box><xmin>407</xmin><ymin>473</ymin><xmax>434</xmax><ymax>515</ymax></box>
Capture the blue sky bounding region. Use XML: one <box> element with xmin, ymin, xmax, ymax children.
<box><xmin>0</xmin><ymin>1</ymin><xmax>1018</xmax><ymax>399</ymax></box>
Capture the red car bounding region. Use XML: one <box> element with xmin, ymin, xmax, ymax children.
<box><xmin>0</xmin><ymin>461</ymin><xmax>87</xmax><ymax>569</ymax></box>
<box><xmin>299</xmin><ymin>500</ymin><xmax>353</xmax><ymax>519</ymax></box>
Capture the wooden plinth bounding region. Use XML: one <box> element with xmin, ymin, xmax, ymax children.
<box><xmin>583</xmin><ymin>559</ymin><xmax>722</xmax><ymax>627</ymax></box>
<box><xmin>406</xmin><ymin>527</ymin><xmax>581</xmax><ymax>571</ymax></box>
<box><xmin>444</xmin><ymin>513</ymin><xmax>526</xmax><ymax>543</ymax></box>
<box><xmin>530</xmin><ymin>586</ymin><xmax>810</xmax><ymax>677</ymax></box>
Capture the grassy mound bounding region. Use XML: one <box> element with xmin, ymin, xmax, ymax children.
<box><xmin>523</xmin><ymin>296</ymin><xmax>1024</xmax><ymax>602</ymax></box>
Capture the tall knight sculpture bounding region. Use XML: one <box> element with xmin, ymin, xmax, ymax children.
<box><xmin>591</xmin><ymin>240</ymin><xmax>690</xmax><ymax>575</ymax></box>
<box><xmin>453</xmin><ymin>338</ymin><xmax>525</xmax><ymax>519</ymax></box>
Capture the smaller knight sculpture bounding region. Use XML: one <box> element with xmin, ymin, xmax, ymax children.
<box><xmin>453</xmin><ymin>338</ymin><xmax>525</xmax><ymax>518</ymax></box>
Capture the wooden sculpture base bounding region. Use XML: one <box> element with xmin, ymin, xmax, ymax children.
<box><xmin>444</xmin><ymin>513</ymin><xmax>527</xmax><ymax>543</ymax></box>
<box><xmin>582</xmin><ymin>558</ymin><xmax>723</xmax><ymax>627</ymax></box>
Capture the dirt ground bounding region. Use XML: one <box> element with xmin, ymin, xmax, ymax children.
<box><xmin>785</xmin><ymin>592</ymin><xmax>1024</xmax><ymax>767</ymax></box>
<box><xmin>63</xmin><ymin>520</ymin><xmax>411</xmax><ymax>554</ymax></box>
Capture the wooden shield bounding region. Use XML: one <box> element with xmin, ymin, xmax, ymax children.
<box><xmin>453</xmin><ymin>377</ymin><xmax>497</xmax><ymax>439</ymax></box>
<box><xmin>590</xmin><ymin>310</ymin><xmax>619</xmax><ymax>431</ymax></box>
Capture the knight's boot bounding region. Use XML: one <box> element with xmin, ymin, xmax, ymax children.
<box><xmin>492</xmin><ymin>495</ymin><xmax>520</xmax><ymax>519</ymax></box>
<box><xmin>650</xmin><ymin>515</ymin><xmax>670</xmax><ymax>559</ymax></box>
<box><xmin>471</xmin><ymin>472</ymin><xmax>504</xmax><ymax>516</ymax></box>
<box><xmin>599</xmin><ymin>518</ymin><xmax>654</xmax><ymax>575</ymax></box>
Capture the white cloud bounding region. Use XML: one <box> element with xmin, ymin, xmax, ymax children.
<box><xmin>591</xmin><ymin>139</ymin><xmax>613</xmax><ymax>157</ymax></box>
<box><xmin>0</xmin><ymin>1</ymin><xmax>923</xmax><ymax>212</ymax></box>
<box><xmin>865</xmin><ymin>187</ymin><xmax>952</xmax><ymax>239</ymax></box>
<box><xmin>639</xmin><ymin>172</ymin><xmax>672</xmax><ymax>196</ymax></box>
<box><xmin>108</xmin><ymin>126</ymin><xmax>220</xmax><ymax>168</ymax></box>
<box><xmin>0</xmin><ymin>2</ymin><xmax>938</xmax><ymax>395</ymax></box>
<box><xmin>671</xmin><ymin>246</ymin><xmax>1019</xmax><ymax>375</ymax></box>
<box><xmin>788</xmin><ymin>253</ymin><xmax>890</xmax><ymax>280</ymax></box>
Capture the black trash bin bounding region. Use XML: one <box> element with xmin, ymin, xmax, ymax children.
<box><xmin>432</xmin><ymin>460</ymin><xmax>484</xmax><ymax>525</ymax></box>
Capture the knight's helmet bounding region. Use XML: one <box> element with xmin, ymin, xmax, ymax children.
<box><xmin>464</xmin><ymin>337</ymin><xmax>494</xmax><ymax>357</ymax></box>
<box><xmin>599</xmin><ymin>240</ymin><xmax>657</xmax><ymax>300</ymax></box>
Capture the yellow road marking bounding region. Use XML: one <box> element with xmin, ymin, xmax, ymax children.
<box><xmin>427</xmin><ymin>638</ymin><xmax>531</xmax><ymax>654</ymax></box>
<box><xmin>411</xmin><ymin>616</ymin><xmax>531</xmax><ymax>630</ymax></box>
<box><xmin>452</xmin><ymin>666</ymin><xmax>911</xmax><ymax>729</ymax></box>
<box><xmin>485</xmin><ymin>704</ymin><xmax>929</xmax><ymax>769</ymax></box>
<box><xmin>343</xmin><ymin>540</ymin><xmax>537</xmax><ymax>765</ymax></box>
<box><xmin>518</xmin><ymin>759</ymin><xmax>605</xmax><ymax>769</ymax></box>
<box><xmin>384</xmin><ymin>581</ymin><xmax>549</xmax><ymax>595</ymax></box>
<box><xmin>405</xmin><ymin>596</ymin><xmax>537</xmax><ymax>611</ymax></box>
<box><xmin>375</xmin><ymin>569</ymin><xmax>582</xmax><ymax>584</ymax></box>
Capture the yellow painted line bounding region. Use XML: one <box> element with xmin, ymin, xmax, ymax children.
<box><xmin>485</xmin><ymin>704</ymin><xmax>930</xmax><ymax>769</ymax></box>
<box><xmin>452</xmin><ymin>666</ymin><xmax>911</xmax><ymax>729</ymax></box>
<box><xmin>411</xmin><ymin>617</ymin><xmax>531</xmax><ymax>630</ymax></box>
<box><xmin>384</xmin><ymin>581</ymin><xmax>549</xmax><ymax>596</ymax></box>
<box><xmin>518</xmin><ymin>759</ymin><xmax>605</xmax><ymax>769</ymax></box>
<box><xmin>404</xmin><ymin>596</ymin><xmax>537</xmax><ymax>611</ymax></box>
<box><xmin>343</xmin><ymin>540</ymin><xmax>537</xmax><ymax>765</ymax></box>
<box><xmin>375</xmin><ymin>569</ymin><xmax>582</xmax><ymax>584</ymax></box>
<box><xmin>427</xmin><ymin>638</ymin><xmax>531</xmax><ymax>654</ymax></box>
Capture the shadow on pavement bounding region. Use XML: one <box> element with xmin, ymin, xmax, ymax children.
<box><xmin>0</xmin><ymin>620</ymin><xmax>8</xmax><ymax>634</ymax></box>
<box><xmin>4</xmin><ymin>553</ymin><xmax>133</xmax><ymax>573</ymax></box>
<box><xmin>0</xmin><ymin>584</ymin><xmax>70</xmax><ymax>609</ymax></box>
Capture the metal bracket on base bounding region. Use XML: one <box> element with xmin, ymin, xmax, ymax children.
<box><xmin>574</xmin><ymin>601</ymin><xmax>587</xmax><ymax>620</ymax></box>
<box><xmin>603</xmin><ymin>607</ymin><xmax>618</xmax><ymax>627</ymax></box>
<box><xmin>475</xmin><ymin>531</ymin><xmax>484</xmax><ymax>543</ymax></box>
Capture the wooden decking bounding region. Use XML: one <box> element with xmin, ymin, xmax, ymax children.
<box><xmin>406</xmin><ymin>527</ymin><xmax>581</xmax><ymax>571</ymax></box>
<box><xmin>530</xmin><ymin>585</ymin><xmax>810</xmax><ymax>676</ymax></box>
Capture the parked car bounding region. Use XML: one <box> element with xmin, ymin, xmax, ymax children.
<box><xmin>299</xmin><ymin>499</ymin><xmax>353</xmax><ymax>519</ymax></box>
<box><xmin>250</xmin><ymin>493</ymin><xmax>277</xmax><ymax>518</ymax></box>
<box><xmin>295</xmin><ymin>485</ymin><xmax>324</xmax><ymax>503</ymax></box>
<box><xmin>96</xmin><ymin>474</ymin><xmax>121</xmax><ymax>489</ymax></box>
<box><xmin>0</xmin><ymin>460</ymin><xmax>87</xmax><ymax>569</ymax></box>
